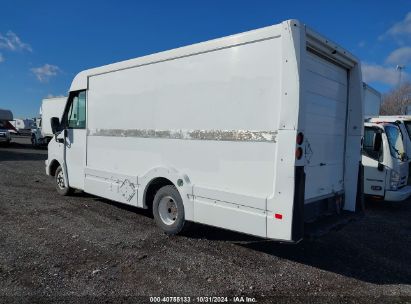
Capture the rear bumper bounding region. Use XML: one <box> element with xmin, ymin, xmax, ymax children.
<box><xmin>385</xmin><ymin>186</ymin><xmax>411</xmax><ymax>202</ymax></box>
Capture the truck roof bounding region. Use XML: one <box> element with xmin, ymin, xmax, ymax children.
<box><xmin>369</xmin><ymin>116</ymin><xmax>411</xmax><ymax>123</ymax></box>
<box><xmin>0</xmin><ymin>108</ymin><xmax>13</xmax><ymax>121</ymax></box>
<box><xmin>365</xmin><ymin>121</ymin><xmax>400</xmax><ymax>129</ymax></box>
<box><xmin>69</xmin><ymin>19</ymin><xmax>358</xmax><ymax>92</ymax></box>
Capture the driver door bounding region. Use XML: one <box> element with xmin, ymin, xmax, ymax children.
<box><xmin>62</xmin><ymin>90</ymin><xmax>87</xmax><ymax>190</ymax></box>
<box><xmin>362</xmin><ymin>127</ymin><xmax>386</xmax><ymax>197</ymax></box>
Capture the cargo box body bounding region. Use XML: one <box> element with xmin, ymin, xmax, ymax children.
<box><xmin>46</xmin><ymin>20</ymin><xmax>363</xmax><ymax>242</ymax></box>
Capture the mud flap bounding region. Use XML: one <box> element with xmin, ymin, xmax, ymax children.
<box><xmin>291</xmin><ymin>166</ymin><xmax>305</xmax><ymax>242</ymax></box>
<box><xmin>356</xmin><ymin>161</ymin><xmax>365</xmax><ymax>214</ymax></box>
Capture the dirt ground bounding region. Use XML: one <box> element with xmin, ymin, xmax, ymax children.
<box><xmin>0</xmin><ymin>137</ymin><xmax>411</xmax><ymax>303</ymax></box>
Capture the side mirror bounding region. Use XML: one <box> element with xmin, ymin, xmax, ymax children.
<box><xmin>373</xmin><ymin>132</ymin><xmax>382</xmax><ymax>152</ymax></box>
<box><xmin>50</xmin><ymin>117</ymin><xmax>60</xmax><ymax>134</ymax></box>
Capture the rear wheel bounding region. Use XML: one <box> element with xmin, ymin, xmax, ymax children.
<box><xmin>55</xmin><ymin>165</ymin><xmax>73</xmax><ymax>196</ymax></box>
<box><xmin>153</xmin><ymin>185</ymin><xmax>188</xmax><ymax>235</ymax></box>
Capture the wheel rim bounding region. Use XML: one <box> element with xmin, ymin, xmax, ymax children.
<box><xmin>158</xmin><ymin>195</ymin><xmax>178</xmax><ymax>225</ymax></box>
<box><xmin>56</xmin><ymin>170</ymin><xmax>65</xmax><ymax>189</ymax></box>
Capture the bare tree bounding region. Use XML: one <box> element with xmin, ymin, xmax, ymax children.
<box><xmin>380</xmin><ymin>82</ymin><xmax>411</xmax><ymax>115</ymax></box>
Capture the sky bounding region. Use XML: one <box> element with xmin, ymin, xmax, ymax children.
<box><xmin>0</xmin><ymin>0</ymin><xmax>410</xmax><ymax>118</ymax></box>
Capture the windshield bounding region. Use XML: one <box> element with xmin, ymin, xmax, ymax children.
<box><xmin>404</xmin><ymin>121</ymin><xmax>411</xmax><ymax>142</ymax></box>
<box><xmin>384</xmin><ymin>125</ymin><xmax>405</xmax><ymax>160</ymax></box>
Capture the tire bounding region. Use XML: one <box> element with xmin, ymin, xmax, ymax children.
<box><xmin>153</xmin><ymin>185</ymin><xmax>189</xmax><ymax>235</ymax></box>
<box><xmin>55</xmin><ymin>165</ymin><xmax>73</xmax><ymax>196</ymax></box>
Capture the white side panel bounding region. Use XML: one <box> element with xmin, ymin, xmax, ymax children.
<box><xmin>193</xmin><ymin>196</ymin><xmax>267</xmax><ymax>238</ymax></box>
<box><xmin>304</xmin><ymin>52</ymin><xmax>348</xmax><ymax>200</ymax></box>
<box><xmin>86</xmin><ymin>137</ymin><xmax>277</xmax><ymax>203</ymax></box>
<box><xmin>86</xmin><ymin>37</ymin><xmax>283</xmax><ymax>209</ymax></box>
<box><xmin>88</xmin><ymin>38</ymin><xmax>282</xmax><ymax>131</ymax></box>
<box><xmin>84</xmin><ymin>168</ymin><xmax>138</xmax><ymax>206</ymax></box>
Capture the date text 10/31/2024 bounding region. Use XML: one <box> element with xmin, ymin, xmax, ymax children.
<box><xmin>149</xmin><ymin>296</ymin><xmax>257</xmax><ymax>303</ymax></box>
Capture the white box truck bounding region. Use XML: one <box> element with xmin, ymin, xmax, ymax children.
<box><xmin>362</xmin><ymin>121</ymin><xmax>411</xmax><ymax>201</ymax></box>
<box><xmin>31</xmin><ymin>97</ymin><xmax>67</xmax><ymax>146</ymax></box>
<box><xmin>46</xmin><ymin>20</ymin><xmax>363</xmax><ymax>242</ymax></box>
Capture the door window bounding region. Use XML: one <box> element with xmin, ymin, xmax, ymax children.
<box><xmin>384</xmin><ymin>125</ymin><xmax>405</xmax><ymax>160</ymax></box>
<box><xmin>363</xmin><ymin>127</ymin><xmax>383</xmax><ymax>162</ymax></box>
<box><xmin>65</xmin><ymin>91</ymin><xmax>86</xmax><ymax>129</ymax></box>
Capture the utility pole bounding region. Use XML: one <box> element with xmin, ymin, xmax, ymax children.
<box><xmin>397</xmin><ymin>65</ymin><xmax>405</xmax><ymax>87</ymax></box>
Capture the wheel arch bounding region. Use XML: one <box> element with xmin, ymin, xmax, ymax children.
<box><xmin>140</xmin><ymin>167</ymin><xmax>194</xmax><ymax>221</ymax></box>
<box><xmin>48</xmin><ymin>159</ymin><xmax>61</xmax><ymax>176</ymax></box>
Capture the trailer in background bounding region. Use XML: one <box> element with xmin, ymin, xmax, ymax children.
<box><xmin>31</xmin><ymin>97</ymin><xmax>67</xmax><ymax>146</ymax></box>
<box><xmin>363</xmin><ymin>83</ymin><xmax>382</xmax><ymax>117</ymax></box>
<box><xmin>9</xmin><ymin>118</ymin><xmax>35</xmax><ymax>135</ymax></box>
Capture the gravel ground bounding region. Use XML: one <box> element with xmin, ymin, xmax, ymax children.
<box><xmin>0</xmin><ymin>137</ymin><xmax>411</xmax><ymax>303</ymax></box>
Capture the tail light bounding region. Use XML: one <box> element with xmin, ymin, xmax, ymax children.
<box><xmin>296</xmin><ymin>132</ymin><xmax>304</xmax><ymax>160</ymax></box>
<box><xmin>295</xmin><ymin>147</ymin><xmax>303</xmax><ymax>160</ymax></box>
<box><xmin>296</xmin><ymin>132</ymin><xmax>304</xmax><ymax>145</ymax></box>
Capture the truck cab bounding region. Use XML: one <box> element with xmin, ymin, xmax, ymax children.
<box><xmin>369</xmin><ymin>116</ymin><xmax>411</xmax><ymax>185</ymax></box>
<box><xmin>362</xmin><ymin>121</ymin><xmax>411</xmax><ymax>201</ymax></box>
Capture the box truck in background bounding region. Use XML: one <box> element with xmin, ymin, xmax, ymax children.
<box><xmin>363</xmin><ymin>83</ymin><xmax>382</xmax><ymax>117</ymax></box>
<box><xmin>46</xmin><ymin>20</ymin><xmax>364</xmax><ymax>242</ymax></box>
<box><xmin>31</xmin><ymin>97</ymin><xmax>66</xmax><ymax>146</ymax></box>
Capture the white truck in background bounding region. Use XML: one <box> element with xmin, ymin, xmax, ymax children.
<box><xmin>362</xmin><ymin>121</ymin><xmax>411</xmax><ymax>201</ymax></box>
<box><xmin>31</xmin><ymin>97</ymin><xmax>66</xmax><ymax>147</ymax></box>
<box><xmin>369</xmin><ymin>116</ymin><xmax>411</xmax><ymax>185</ymax></box>
<box><xmin>0</xmin><ymin>108</ymin><xmax>13</xmax><ymax>145</ymax></box>
<box><xmin>362</xmin><ymin>84</ymin><xmax>411</xmax><ymax>201</ymax></box>
<box><xmin>46</xmin><ymin>20</ymin><xmax>364</xmax><ymax>242</ymax></box>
